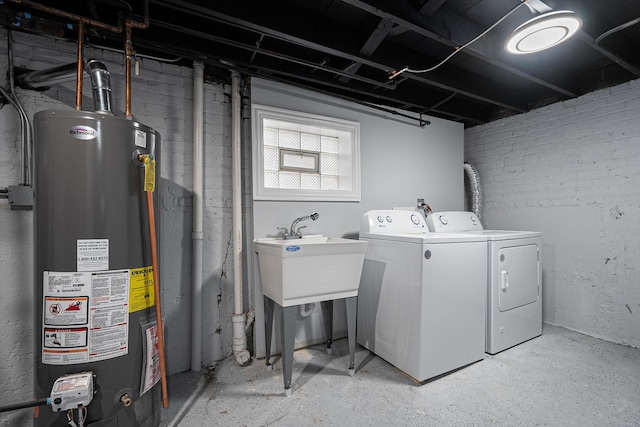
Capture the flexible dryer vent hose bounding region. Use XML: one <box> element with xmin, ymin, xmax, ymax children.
<box><xmin>463</xmin><ymin>162</ymin><xmax>482</xmax><ymax>220</ymax></box>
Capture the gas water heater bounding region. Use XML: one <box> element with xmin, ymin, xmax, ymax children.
<box><xmin>33</xmin><ymin>109</ymin><xmax>161</xmax><ymax>427</ymax></box>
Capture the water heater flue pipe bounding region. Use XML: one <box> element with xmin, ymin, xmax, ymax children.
<box><xmin>85</xmin><ymin>60</ymin><xmax>113</xmax><ymax>113</ymax></box>
<box><xmin>231</xmin><ymin>70</ymin><xmax>251</xmax><ymax>366</ymax></box>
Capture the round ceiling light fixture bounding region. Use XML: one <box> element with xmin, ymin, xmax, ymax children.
<box><xmin>505</xmin><ymin>10</ymin><xmax>582</xmax><ymax>54</ymax></box>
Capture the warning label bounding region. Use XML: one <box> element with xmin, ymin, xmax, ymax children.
<box><xmin>42</xmin><ymin>270</ymin><xmax>129</xmax><ymax>365</ymax></box>
<box><xmin>42</xmin><ymin>348</ymin><xmax>88</xmax><ymax>364</ymax></box>
<box><xmin>44</xmin><ymin>327</ymin><xmax>88</xmax><ymax>348</ymax></box>
<box><xmin>91</xmin><ymin>270</ymin><xmax>129</xmax><ymax>306</ymax></box>
<box><xmin>129</xmin><ymin>266</ymin><xmax>154</xmax><ymax>312</ymax></box>
<box><xmin>44</xmin><ymin>297</ymin><xmax>89</xmax><ymax>325</ymax></box>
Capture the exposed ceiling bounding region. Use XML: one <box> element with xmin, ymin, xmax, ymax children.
<box><xmin>3</xmin><ymin>0</ymin><xmax>640</xmax><ymax>127</ymax></box>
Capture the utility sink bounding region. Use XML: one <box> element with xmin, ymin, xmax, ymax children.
<box><xmin>253</xmin><ymin>235</ymin><xmax>368</xmax><ymax>306</ymax></box>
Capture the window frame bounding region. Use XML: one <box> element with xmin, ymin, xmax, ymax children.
<box><xmin>252</xmin><ymin>104</ymin><xmax>361</xmax><ymax>201</ymax></box>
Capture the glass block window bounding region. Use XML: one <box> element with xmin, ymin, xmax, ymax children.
<box><xmin>252</xmin><ymin>104</ymin><xmax>360</xmax><ymax>201</ymax></box>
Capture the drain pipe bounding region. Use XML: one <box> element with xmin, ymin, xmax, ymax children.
<box><xmin>191</xmin><ymin>62</ymin><xmax>204</xmax><ymax>372</ymax></box>
<box><xmin>231</xmin><ymin>71</ymin><xmax>250</xmax><ymax>365</ymax></box>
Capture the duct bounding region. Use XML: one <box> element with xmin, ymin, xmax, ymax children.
<box><xmin>463</xmin><ymin>162</ymin><xmax>482</xmax><ymax>220</ymax></box>
<box><xmin>15</xmin><ymin>62</ymin><xmax>78</xmax><ymax>89</ymax></box>
<box><xmin>85</xmin><ymin>60</ymin><xmax>113</xmax><ymax>113</ymax></box>
<box><xmin>191</xmin><ymin>61</ymin><xmax>204</xmax><ymax>372</ymax></box>
<box><xmin>231</xmin><ymin>70</ymin><xmax>251</xmax><ymax>366</ymax></box>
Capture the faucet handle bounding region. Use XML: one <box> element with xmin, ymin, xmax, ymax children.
<box><xmin>295</xmin><ymin>225</ymin><xmax>307</xmax><ymax>235</ymax></box>
<box><xmin>277</xmin><ymin>226</ymin><xmax>289</xmax><ymax>236</ymax></box>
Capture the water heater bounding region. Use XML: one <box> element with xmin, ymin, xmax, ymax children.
<box><xmin>33</xmin><ymin>109</ymin><xmax>161</xmax><ymax>426</ymax></box>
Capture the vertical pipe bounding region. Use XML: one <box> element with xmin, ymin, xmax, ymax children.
<box><xmin>146</xmin><ymin>190</ymin><xmax>169</xmax><ymax>408</ymax></box>
<box><xmin>191</xmin><ymin>62</ymin><xmax>204</xmax><ymax>373</ymax></box>
<box><xmin>230</xmin><ymin>71</ymin><xmax>250</xmax><ymax>365</ymax></box>
<box><xmin>76</xmin><ymin>21</ymin><xmax>84</xmax><ymax>110</ymax></box>
<box><xmin>232</xmin><ymin>72</ymin><xmax>242</xmax><ymax>316</ymax></box>
<box><xmin>6</xmin><ymin>29</ymin><xmax>32</xmax><ymax>186</ymax></box>
<box><xmin>125</xmin><ymin>24</ymin><xmax>133</xmax><ymax>117</ymax></box>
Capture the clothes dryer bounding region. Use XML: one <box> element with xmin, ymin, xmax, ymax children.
<box><xmin>358</xmin><ymin>210</ymin><xmax>487</xmax><ymax>382</ymax></box>
<box><xmin>426</xmin><ymin>211</ymin><xmax>542</xmax><ymax>354</ymax></box>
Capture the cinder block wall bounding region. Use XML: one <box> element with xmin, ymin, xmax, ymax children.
<box><xmin>0</xmin><ymin>29</ymin><xmax>241</xmax><ymax>421</ymax></box>
<box><xmin>465</xmin><ymin>79</ymin><xmax>640</xmax><ymax>348</ymax></box>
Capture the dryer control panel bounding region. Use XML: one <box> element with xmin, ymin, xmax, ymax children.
<box><xmin>360</xmin><ymin>210</ymin><xmax>427</xmax><ymax>234</ymax></box>
<box><xmin>426</xmin><ymin>211</ymin><xmax>484</xmax><ymax>232</ymax></box>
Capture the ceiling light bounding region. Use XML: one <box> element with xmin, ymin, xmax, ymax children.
<box><xmin>506</xmin><ymin>10</ymin><xmax>582</xmax><ymax>54</ymax></box>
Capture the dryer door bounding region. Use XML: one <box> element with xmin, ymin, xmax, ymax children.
<box><xmin>498</xmin><ymin>244</ymin><xmax>539</xmax><ymax>311</ymax></box>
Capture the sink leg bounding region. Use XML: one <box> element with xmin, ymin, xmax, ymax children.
<box><xmin>264</xmin><ymin>296</ymin><xmax>275</xmax><ymax>371</ymax></box>
<box><xmin>282</xmin><ymin>305</ymin><xmax>297</xmax><ymax>395</ymax></box>
<box><xmin>346</xmin><ymin>296</ymin><xmax>357</xmax><ymax>376</ymax></box>
<box><xmin>320</xmin><ymin>300</ymin><xmax>334</xmax><ymax>354</ymax></box>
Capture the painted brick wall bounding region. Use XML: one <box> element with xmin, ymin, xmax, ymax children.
<box><xmin>465</xmin><ymin>78</ymin><xmax>640</xmax><ymax>348</ymax></box>
<box><xmin>0</xmin><ymin>29</ymin><xmax>241</xmax><ymax>421</ymax></box>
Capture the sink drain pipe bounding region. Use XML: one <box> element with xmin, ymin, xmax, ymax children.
<box><xmin>231</xmin><ymin>70</ymin><xmax>251</xmax><ymax>365</ymax></box>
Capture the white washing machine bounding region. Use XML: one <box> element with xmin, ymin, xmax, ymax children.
<box><xmin>426</xmin><ymin>211</ymin><xmax>542</xmax><ymax>355</ymax></box>
<box><xmin>357</xmin><ymin>210</ymin><xmax>487</xmax><ymax>382</ymax></box>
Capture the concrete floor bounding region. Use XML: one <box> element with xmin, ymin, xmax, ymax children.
<box><xmin>160</xmin><ymin>324</ymin><xmax>640</xmax><ymax>427</ymax></box>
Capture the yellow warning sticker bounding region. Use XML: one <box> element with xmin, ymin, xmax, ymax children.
<box><xmin>144</xmin><ymin>156</ymin><xmax>156</xmax><ymax>192</ymax></box>
<box><xmin>129</xmin><ymin>266</ymin><xmax>154</xmax><ymax>313</ymax></box>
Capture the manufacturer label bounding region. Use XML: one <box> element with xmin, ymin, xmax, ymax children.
<box><xmin>135</xmin><ymin>129</ymin><xmax>147</xmax><ymax>148</ymax></box>
<box><xmin>285</xmin><ymin>246</ymin><xmax>301</xmax><ymax>252</ymax></box>
<box><xmin>69</xmin><ymin>125</ymin><xmax>98</xmax><ymax>140</ymax></box>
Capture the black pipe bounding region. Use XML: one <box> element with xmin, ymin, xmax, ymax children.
<box><xmin>0</xmin><ymin>398</ymin><xmax>50</xmax><ymax>413</ymax></box>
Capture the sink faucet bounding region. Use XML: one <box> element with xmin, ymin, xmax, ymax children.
<box><xmin>278</xmin><ymin>212</ymin><xmax>319</xmax><ymax>239</ymax></box>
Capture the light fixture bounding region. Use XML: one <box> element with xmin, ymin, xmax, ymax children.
<box><xmin>506</xmin><ymin>10</ymin><xmax>582</xmax><ymax>54</ymax></box>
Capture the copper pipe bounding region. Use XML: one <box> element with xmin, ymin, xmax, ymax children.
<box><xmin>146</xmin><ymin>188</ymin><xmax>169</xmax><ymax>409</ymax></box>
<box><xmin>8</xmin><ymin>0</ymin><xmax>150</xmax><ymax>116</ymax></box>
<box><xmin>75</xmin><ymin>21</ymin><xmax>84</xmax><ymax>110</ymax></box>
<box><xmin>123</xmin><ymin>5</ymin><xmax>150</xmax><ymax>117</ymax></box>
<box><xmin>126</xmin><ymin>0</ymin><xmax>150</xmax><ymax>31</ymax></box>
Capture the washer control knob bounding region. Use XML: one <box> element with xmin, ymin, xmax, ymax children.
<box><xmin>470</xmin><ymin>215</ymin><xmax>476</xmax><ymax>222</ymax></box>
<box><xmin>439</xmin><ymin>215</ymin><xmax>448</xmax><ymax>225</ymax></box>
<box><xmin>386</xmin><ymin>216</ymin><xmax>393</xmax><ymax>223</ymax></box>
<box><xmin>377</xmin><ymin>215</ymin><xmax>384</xmax><ymax>223</ymax></box>
<box><xmin>410</xmin><ymin>214</ymin><xmax>420</xmax><ymax>225</ymax></box>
